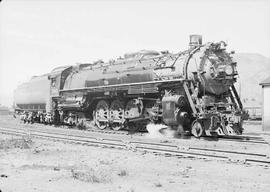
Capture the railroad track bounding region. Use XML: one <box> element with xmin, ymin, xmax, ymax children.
<box><xmin>203</xmin><ymin>135</ymin><xmax>268</xmax><ymax>145</ymax></box>
<box><xmin>0</xmin><ymin>119</ymin><xmax>268</xmax><ymax>146</ymax></box>
<box><xmin>0</xmin><ymin>126</ymin><xmax>270</xmax><ymax>166</ymax></box>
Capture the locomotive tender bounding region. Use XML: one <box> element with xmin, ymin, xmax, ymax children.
<box><xmin>14</xmin><ymin>35</ymin><xmax>245</xmax><ymax>137</ymax></box>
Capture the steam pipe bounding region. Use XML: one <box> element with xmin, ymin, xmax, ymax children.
<box><xmin>183</xmin><ymin>46</ymin><xmax>202</xmax><ymax>80</ymax></box>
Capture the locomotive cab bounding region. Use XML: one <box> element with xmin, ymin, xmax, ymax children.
<box><xmin>48</xmin><ymin>66</ymin><xmax>72</xmax><ymax>98</ymax></box>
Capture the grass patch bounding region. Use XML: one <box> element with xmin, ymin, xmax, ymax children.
<box><xmin>154</xmin><ymin>182</ymin><xmax>162</xmax><ymax>187</ymax></box>
<box><xmin>0</xmin><ymin>136</ymin><xmax>33</xmax><ymax>150</ymax></box>
<box><xmin>71</xmin><ymin>167</ymin><xmax>111</xmax><ymax>183</ymax></box>
<box><xmin>118</xmin><ymin>170</ymin><xmax>128</xmax><ymax>177</ymax></box>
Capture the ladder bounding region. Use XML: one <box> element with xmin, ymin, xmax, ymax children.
<box><xmin>229</xmin><ymin>85</ymin><xmax>243</xmax><ymax>110</ymax></box>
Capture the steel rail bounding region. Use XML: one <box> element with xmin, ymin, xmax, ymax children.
<box><xmin>0</xmin><ymin>126</ymin><xmax>269</xmax><ymax>166</ymax></box>
<box><xmin>1</xmin><ymin>121</ymin><xmax>268</xmax><ymax>150</ymax></box>
<box><xmin>0</xmin><ymin>120</ymin><xmax>267</xmax><ymax>145</ymax></box>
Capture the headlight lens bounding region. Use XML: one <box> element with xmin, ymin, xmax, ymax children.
<box><xmin>225</xmin><ymin>65</ymin><xmax>233</xmax><ymax>75</ymax></box>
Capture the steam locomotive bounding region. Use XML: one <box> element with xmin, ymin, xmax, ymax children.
<box><xmin>14</xmin><ymin>35</ymin><xmax>245</xmax><ymax>137</ymax></box>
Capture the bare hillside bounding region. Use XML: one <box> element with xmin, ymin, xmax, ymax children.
<box><xmin>233</xmin><ymin>53</ymin><xmax>270</xmax><ymax>107</ymax></box>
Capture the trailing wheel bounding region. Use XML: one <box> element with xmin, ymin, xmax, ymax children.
<box><xmin>191</xmin><ymin>120</ymin><xmax>204</xmax><ymax>138</ymax></box>
<box><xmin>95</xmin><ymin>100</ymin><xmax>109</xmax><ymax>130</ymax></box>
<box><xmin>110</xmin><ymin>100</ymin><xmax>125</xmax><ymax>131</ymax></box>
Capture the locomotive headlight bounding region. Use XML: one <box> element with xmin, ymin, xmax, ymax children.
<box><xmin>225</xmin><ymin>65</ymin><xmax>233</xmax><ymax>75</ymax></box>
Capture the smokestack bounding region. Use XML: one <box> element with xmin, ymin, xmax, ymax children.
<box><xmin>189</xmin><ymin>34</ymin><xmax>202</xmax><ymax>48</ymax></box>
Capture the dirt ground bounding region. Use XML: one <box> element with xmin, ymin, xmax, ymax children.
<box><xmin>0</xmin><ymin>133</ymin><xmax>270</xmax><ymax>192</ymax></box>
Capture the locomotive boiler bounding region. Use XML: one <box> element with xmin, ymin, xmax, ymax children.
<box><xmin>14</xmin><ymin>35</ymin><xmax>245</xmax><ymax>137</ymax></box>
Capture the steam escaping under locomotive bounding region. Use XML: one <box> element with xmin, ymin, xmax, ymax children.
<box><xmin>14</xmin><ymin>35</ymin><xmax>246</xmax><ymax>137</ymax></box>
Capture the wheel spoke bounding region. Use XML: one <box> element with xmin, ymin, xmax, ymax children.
<box><xmin>110</xmin><ymin>100</ymin><xmax>125</xmax><ymax>131</ymax></box>
<box><xmin>95</xmin><ymin>100</ymin><xmax>109</xmax><ymax>130</ymax></box>
<box><xmin>191</xmin><ymin>121</ymin><xmax>203</xmax><ymax>138</ymax></box>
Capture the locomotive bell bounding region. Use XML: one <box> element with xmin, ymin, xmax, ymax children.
<box><xmin>189</xmin><ymin>35</ymin><xmax>202</xmax><ymax>48</ymax></box>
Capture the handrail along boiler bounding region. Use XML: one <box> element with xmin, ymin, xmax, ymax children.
<box><xmin>14</xmin><ymin>35</ymin><xmax>245</xmax><ymax>137</ymax></box>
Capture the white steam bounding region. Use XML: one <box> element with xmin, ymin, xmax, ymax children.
<box><xmin>146</xmin><ymin>123</ymin><xmax>178</xmax><ymax>139</ymax></box>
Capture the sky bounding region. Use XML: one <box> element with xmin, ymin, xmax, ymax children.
<box><xmin>0</xmin><ymin>0</ymin><xmax>270</xmax><ymax>106</ymax></box>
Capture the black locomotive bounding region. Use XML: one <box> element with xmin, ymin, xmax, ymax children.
<box><xmin>14</xmin><ymin>35</ymin><xmax>245</xmax><ymax>137</ymax></box>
